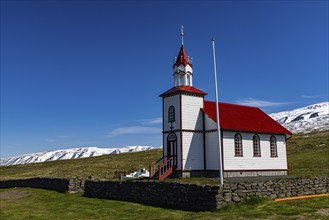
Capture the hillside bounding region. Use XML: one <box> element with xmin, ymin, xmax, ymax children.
<box><xmin>0</xmin><ymin>132</ymin><xmax>328</xmax><ymax>180</ymax></box>
<box><xmin>287</xmin><ymin>131</ymin><xmax>329</xmax><ymax>176</ymax></box>
<box><xmin>0</xmin><ymin>149</ymin><xmax>162</xmax><ymax>180</ymax></box>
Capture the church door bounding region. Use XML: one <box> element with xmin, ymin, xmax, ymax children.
<box><xmin>167</xmin><ymin>132</ymin><xmax>177</xmax><ymax>167</ymax></box>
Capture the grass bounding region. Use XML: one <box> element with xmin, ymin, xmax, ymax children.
<box><xmin>288</xmin><ymin>131</ymin><xmax>329</xmax><ymax>177</ymax></box>
<box><xmin>1</xmin><ymin>188</ymin><xmax>328</xmax><ymax>220</ymax></box>
<box><xmin>0</xmin><ymin>131</ymin><xmax>328</xmax><ymax>182</ymax></box>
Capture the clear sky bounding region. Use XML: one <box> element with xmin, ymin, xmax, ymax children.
<box><xmin>1</xmin><ymin>1</ymin><xmax>328</xmax><ymax>158</ymax></box>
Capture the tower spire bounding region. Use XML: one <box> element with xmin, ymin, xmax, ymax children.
<box><xmin>173</xmin><ymin>26</ymin><xmax>193</xmax><ymax>87</ymax></box>
<box><xmin>181</xmin><ymin>25</ymin><xmax>184</xmax><ymax>45</ymax></box>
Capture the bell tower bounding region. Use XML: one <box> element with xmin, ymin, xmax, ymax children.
<box><xmin>173</xmin><ymin>26</ymin><xmax>193</xmax><ymax>87</ymax></box>
<box><xmin>160</xmin><ymin>27</ymin><xmax>207</xmax><ymax>177</ymax></box>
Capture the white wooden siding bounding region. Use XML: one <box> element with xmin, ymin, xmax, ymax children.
<box><xmin>181</xmin><ymin>95</ymin><xmax>203</xmax><ymax>130</ymax></box>
<box><xmin>204</xmin><ymin>113</ymin><xmax>217</xmax><ymax>130</ymax></box>
<box><xmin>163</xmin><ymin>95</ymin><xmax>180</xmax><ymax>131</ymax></box>
<box><xmin>223</xmin><ymin>131</ymin><xmax>288</xmax><ymax>170</ymax></box>
<box><xmin>205</xmin><ymin>132</ymin><xmax>220</xmax><ymax>170</ymax></box>
<box><xmin>182</xmin><ymin>132</ymin><xmax>204</xmax><ymax>170</ymax></box>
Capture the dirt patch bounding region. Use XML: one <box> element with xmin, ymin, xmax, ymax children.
<box><xmin>0</xmin><ymin>188</ymin><xmax>31</xmax><ymax>200</ymax></box>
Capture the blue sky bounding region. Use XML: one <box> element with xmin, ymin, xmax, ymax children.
<box><xmin>1</xmin><ymin>1</ymin><xmax>328</xmax><ymax>158</ymax></box>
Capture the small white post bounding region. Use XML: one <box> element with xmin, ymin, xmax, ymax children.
<box><xmin>212</xmin><ymin>37</ymin><xmax>224</xmax><ymax>186</ymax></box>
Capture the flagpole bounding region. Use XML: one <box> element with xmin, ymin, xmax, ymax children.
<box><xmin>212</xmin><ymin>37</ymin><xmax>224</xmax><ymax>186</ymax></box>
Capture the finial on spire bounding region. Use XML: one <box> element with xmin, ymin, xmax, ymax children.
<box><xmin>181</xmin><ymin>25</ymin><xmax>184</xmax><ymax>45</ymax></box>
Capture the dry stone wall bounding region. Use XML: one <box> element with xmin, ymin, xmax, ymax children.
<box><xmin>0</xmin><ymin>177</ymin><xmax>328</xmax><ymax>211</ymax></box>
<box><xmin>0</xmin><ymin>177</ymin><xmax>84</xmax><ymax>193</ymax></box>
<box><xmin>84</xmin><ymin>180</ymin><xmax>220</xmax><ymax>211</ymax></box>
<box><xmin>217</xmin><ymin>177</ymin><xmax>328</xmax><ymax>207</ymax></box>
<box><xmin>84</xmin><ymin>177</ymin><xmax>329</xmax><ymax>211</ymax></box>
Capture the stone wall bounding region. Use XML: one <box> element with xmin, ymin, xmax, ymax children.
<box><xmin>84</xmin><ymin>180</ymin><xmax>220</xmax><ymax>211</ymax></box>
<box><xmin>0</xmin><ymin>177</ymin><xmax>84</xmax><ymax>193</ymax></box>
<box><xmin>217</xmin><ymin>177</ymin><xmax>328</xmax><ymax>207</ymax></box>
<box><xmin>1</xmin><ymin>177</ymin><xmax>328</xmax><ymax>211</ymax></box>
<box><xmin>84</xmin><ymin>177</ymin><xmax>329</xmax><ymax>211</ymax></box>
<box><xmin>68</xmin><ymin>178</ymin><xmax>85</xmax><ymax>193</ymax></box>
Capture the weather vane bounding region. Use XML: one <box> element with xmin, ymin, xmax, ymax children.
<box><xmin>181</xmin><ymin>25</ymin><xmax>184</xmax><ymax>45</ymax></box>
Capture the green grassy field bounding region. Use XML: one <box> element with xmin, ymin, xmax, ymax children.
<box><xmin>1</xmin><ymin>188</ymin><xmax>329</xmax><ymax>220</ymax></box>
<box><xmin>288</xmin><ymin>131</ymin><xmax>329</xmax><ymax>177</ymax></box>
<box><xmin>1</xmin><ymin>131</ymin><xmax>328</xmax><ymax>181</ymax></box>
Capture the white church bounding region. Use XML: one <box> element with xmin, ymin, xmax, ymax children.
<box><xmin>150</xmin><ymin>34</ymin><xmax>292</xmax><ymax>180</ymax></box>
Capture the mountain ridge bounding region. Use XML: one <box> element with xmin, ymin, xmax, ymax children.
<box><xmin>0</xmin><ymin>146</ymin><xmax>157</xmax><ymax>166</ymax></box>
<box><xmin>270</xmin><ymin>102</ymin><xmax>328</xmax><ymax>134</ymax></box>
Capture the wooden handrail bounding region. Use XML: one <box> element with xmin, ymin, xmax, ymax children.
<box><xmin>158</xmin><ymin>156</ymin><xmax>175</xmax><ymax>180</ymax></box>
<box><xmin>149</xmin><ymin>156</ymin><xmax>164</xmax><ymax>179</ymax></box>
<box><xmin>149</xmin><ymin>156</ymin><xmax>177</xmax><ymax>180</ymax></box>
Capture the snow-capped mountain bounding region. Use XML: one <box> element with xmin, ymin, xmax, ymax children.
<box><xmin>0</xmin><ymin>146</ymin><xmax>156</xmax><ymax>166</ymax></box>
<box><xmin>270</xmin><ymin>102</ymin><xmax>329</xmax><ymax>134</ymax></box>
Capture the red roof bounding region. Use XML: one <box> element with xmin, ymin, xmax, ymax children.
<box><xmin>160</xmin><ymin>86</ymin><xmax>207</xmax><ymax>97</ymax></box>
<box><xmin>202</xmin><ymin>101</ymin><xmax>292</xmax><ymax>135</ymax></box>
<box><xmin>174</xmin><ymin>45</ymin><xmax>192</xmax><ymax>67</ymax></box>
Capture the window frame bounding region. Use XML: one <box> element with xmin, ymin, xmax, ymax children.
<box><xmin>234</xmin><ymin>133</ymin><xmax>243</xmax><ymax>157</ymax></box>
<box><xmin>253</xmin><ymin>134</ymin><xmax>261</xmax><ymax>157</ymax></box>
<box><xmin>168</xmin><ymin>105</ymin><xmax>175</xmax><ymax>123</ymax></box>
<box><xmin>270</xmin><ymin>135</ymin><xmax>278</xmax><ymax>157</ymax></box>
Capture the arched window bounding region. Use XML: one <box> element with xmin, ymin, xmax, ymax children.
<box><xmin>253</xmin><ymin>134</ymin><xmax>261</xmax><ymax>157</ymax></box>
<box><xmin>234</xmin><ymin>133</ymin><xmax>243</xmax><ymax>156</ymax></box>
<box><xmin>270</xmin><ymin>135</ymin><xmax>278</xmax><ymax>157</ymax></box>
<box><xmin>168</xmin><ymin>106</ymin><xmax>175</xmax><ymax>122</ymax></box>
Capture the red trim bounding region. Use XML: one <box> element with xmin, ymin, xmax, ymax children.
<box><xmin>214</xmin><ymin>129</ymin><xmax>288</xmax><ymax>135</ymax></box>
<box><xmin>202</xmin><ymin>111</ymin><xmax>206</xmax><ymax>170</ymax></box>
<box><xmin>220</xmin><ymin>129</ymin><xmax>224</xmax><ymax>172</ymax></box>
<box><xmin>224</xmin><ymin>169</ymin><xmax>288</xmax><ymax>172</ymax></box>
<box><xmin>163</xmin><ymin>129</ymin><xmax>217</xmax><ymax>134</ymax></box>
<box><xmin>286</xmin><ymin>136</ymin><xmax>290</xmax><ymax>175</ymax></box>
<box><xmin>160</xmin><ymin>86</ymin><xmax>207</xmax><ymax>98</ymax></box>
<box><xmin>180</xmin><ymin>93</ymin><xmax>183</xmax><ymax>174</ymax></box>
<box><xmin>234</xmin><ymin>133</ymin><xmax>243</xmax><ymax>157</ymax></box>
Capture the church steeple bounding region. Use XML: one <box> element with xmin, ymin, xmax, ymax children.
<box><xmin>175</xmin><ymin>46</ymin><xmax>192</xmax><ymax>67</ymax></box>
<box><xmin>173</xmin><ymin>26</ymin><xmax>193</xmax><ymax>87</ymax></box>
